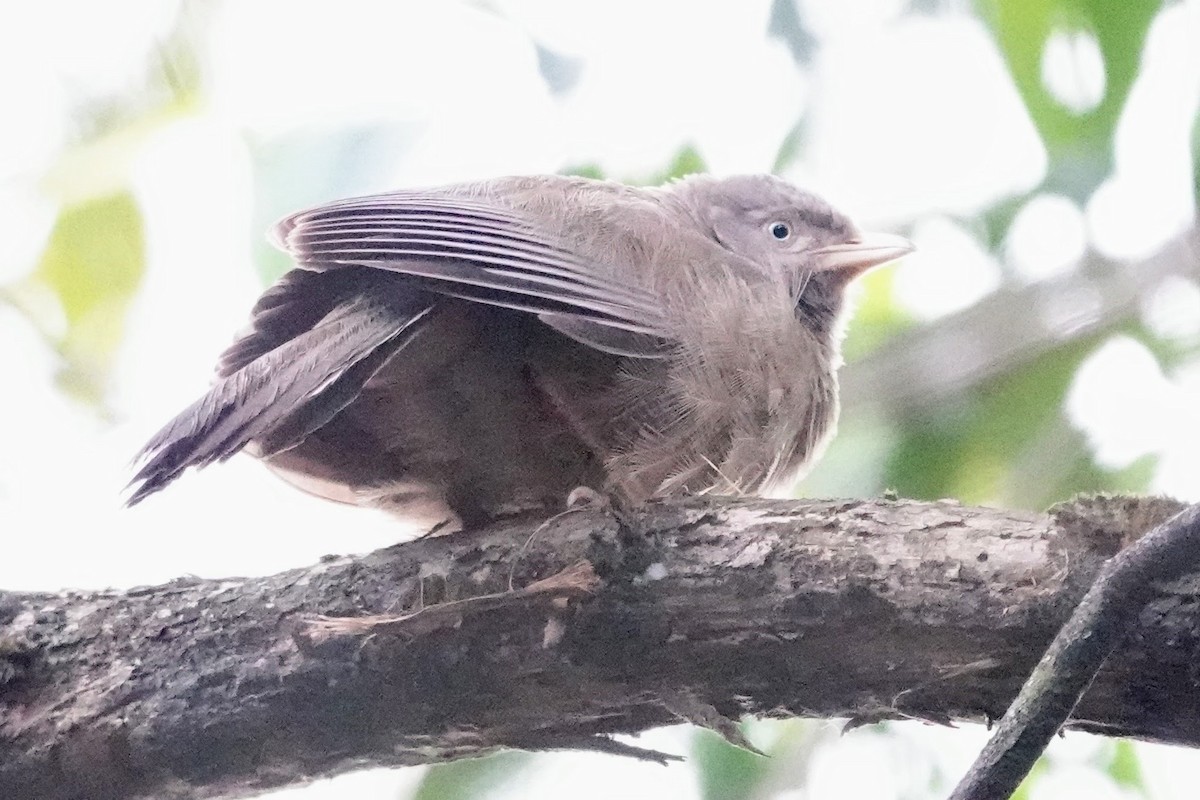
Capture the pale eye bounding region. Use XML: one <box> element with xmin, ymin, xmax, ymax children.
<box><xmin>769</xmin><ymin>221</ymin><xmax>791</xmax><ymax>241</ymax></box>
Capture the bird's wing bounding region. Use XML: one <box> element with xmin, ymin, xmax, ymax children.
<box><xmin>129</xmin><ymin>187</ymin><xmax>676</xmax><ymax>505</ymax></box>
<box><xmin>272</xmin><ymin>190</ymin><xmax>674</xmax><ymax>358</ymax></box>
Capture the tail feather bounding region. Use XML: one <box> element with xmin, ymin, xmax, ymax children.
<box><xmin>127</xmin><ymin>294</ymin><xmax>433</xmax><ymax>505</ymax></box>
<box><xmin>217</xmin><ymin>267</ymin><xmax>378</xmax><ymax>378</ymax></box>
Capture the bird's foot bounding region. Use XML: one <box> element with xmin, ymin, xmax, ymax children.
<box><xmin>566</xmin><ymin>485</ymin><xmax>610</xmax><ymax>511</ymax></box>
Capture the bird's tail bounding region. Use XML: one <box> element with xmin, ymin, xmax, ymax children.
<box><xmin>126</xmin><ymin>272</ymin><xmax>432</xmax><ymax>505</ymax></box>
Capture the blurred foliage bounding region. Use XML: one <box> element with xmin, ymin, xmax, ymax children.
<box><xmin>1192</xmin><ymin>104</ymin><xmax>1200</xmax><ymax>203</ymax></box>
<box><xmin>649</xmin><ymin>144</ymin><xmax>709</xmax><ymax>185</ymax></box>
<box><xmin>248</xmin><ymin>126</ymin><xmax>415</xmax><ymax>284</ymax></box>
<box><xmin>533</xmin><ymin>41</ymin><xmax>585</xmax><ymax>97</ymax></box>
<box><xmin>407</xmin><ymin>752</ymin><xmax>534</xmax><ymax>800</ymax></box>
<box><xmin>692</xmin><ymin>727</ymin><xmax>775</xmax><ymax>800</ymax></box>
<box><xmin>565</xmin><ymin>143</ymin><xmax>709</xmax><ymax>186</ymax></box>
<box><xmin>840</xmin><ymin>267</ymin><xmax>916</xmax><ymax>363</ymax></box>
<box><xmin>768</xmin><ymin>0</ymin><xmax>817</xmax><ymax>67</ymax></box>
<box><xmin>1007</xmin><ymin>738</ymin><xmax>1151</xmax><ymax>799</ymax></box>
<box><xmin>976</xmin><ymin>0</ymin><xmax>1162</xmax><ymax>199</ymax></box>
<box><xmin>38</xmin><ymin>191</ymin><xmax>144</xmax><ymax>371</ymax></box>
<box><xmin>0</xmin><ymin>4</ymin><xmax>202</xmax><ymax>408</ymax></box>
<box><xmin>882</xmin><ymin>337</ymin><xmax>1157</xmax><ymax>509</ymax></box>
<box><xmin>7</xmin><ymin>192</ymin><xmax>145</xmax><ymax>407</ymax></box>
<box><xmin>690</xmin><ymin>720</ymin><xmax>825</xmax><ymax>800</ymax></box>
<box><xmin>770</xmin><ymin>116</ymin><xmax>808</xmax><ymax>175</ymax></box>
<box><xmin>39</xmin><ymin>101</ymin><xmax>194</xmax><ymax>206</ymax></box>
<box><xmin>1105</xmin><ymin>739</ymin><xmax>1150</xmax><ymax>797</ymax></box>
<box><xmin>1007</xmin><ymin>756</ymin><xmax>1050</xmax><ymax>800</ymax></box>
<box><xmin>802</xmin><ymin>0</ymin><xmax>1179</xmax><ymax>511</ymax></box>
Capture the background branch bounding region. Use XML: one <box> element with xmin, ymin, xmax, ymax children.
<box><xmin>1</xmin><ymin>494</ymin><xmax>1194</xmax><ymax>800</ymax></box>
<box><xmin>840</xmin><ymin>225</ymin><xmax>1200</xmax><ymax>415</ymax></box>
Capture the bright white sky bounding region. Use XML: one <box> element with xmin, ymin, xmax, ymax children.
<box><xmin>2</xmin><ymin>1</ymin><xmax>1199</xmax><ymax>798</ymax></box>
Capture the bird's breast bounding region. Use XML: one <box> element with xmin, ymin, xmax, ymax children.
<box><xmin>601</xmin><ymin>299</ymin><xmax>838</xmax><ymax>501</ymax></box>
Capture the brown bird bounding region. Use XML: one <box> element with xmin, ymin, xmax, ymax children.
<box><xmin>128</xmin><ymin>174</ymin><xmax>911</xmax><ymax>529</ymax></box>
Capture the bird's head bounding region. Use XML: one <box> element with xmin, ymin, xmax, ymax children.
<box><xmin>669</xmin><ymin>173</ymin><xmax>913</xmax><ymax>336</ymax></box>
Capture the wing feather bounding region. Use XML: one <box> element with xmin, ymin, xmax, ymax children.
<box><xmin>273</xmin><ymin>190</ymin><xmax>672</xmax><ymax>356</ymax></box>
<box><xmin>128</xmin><ymin>184</ymin><xmax>676</xmax><ymax>505</ymax></box>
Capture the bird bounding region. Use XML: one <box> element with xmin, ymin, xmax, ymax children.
<box><xmin>127</xmin><ymin>173</ymin><xmax>912</xmax><ymax>530</ymax></box>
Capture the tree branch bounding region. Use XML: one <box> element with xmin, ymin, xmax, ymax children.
<box><xmin>0</xmin><ymin>494</ymin><xmax>1194</xmax><ymax>800</ymax></box>
<box><xmin>840</xmin><ymin>226</ymin><xmax>1200</xmax><ymax>415</ymax></box>
<box><xmin>951</xmin><ymin>500</ymin><xmax>1200</xmax><ymax>800</ymax></box>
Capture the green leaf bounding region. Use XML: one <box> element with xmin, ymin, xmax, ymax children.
<box><xmin>885</xmin><ymin>414</ymin><xmax>973</xmax><ymax>502</ymax></box>
<box><xmin>560</xmin><ymin>163</ymin><xmax>607</xmax><ymax>180</ymax></box>
<box><xmin>1008</xmin><ymin>754</ymin><xmax>1051</xmax><ymax>800</ymax></box>
<box><xmin>962</xmin><ymin>339</ymin><xmax>1096</xmax><ymax>506</ymax></box>
<box><xmin>976</xmin><ymin>0</ymin><xmax>1162</xmax><ymax>199</ymax></box>
<box><xmin>771</xmin><ymin>115</ymin><xmax>809</xmax><ymax>175</ymax></box>
<box><xmin>883</xmin><ymin>334</ymin><xmax>1154</xmax><ymax>508</ymax></box>
<box><xmin>1191</xmin><ymin>102</ymin><xmax>1200</xmax><ymax>205</ymax></box>
<box><xmin>692</xmin><ymin>727</ymin><xmax>774</xmax><ymax>800</ymax></box>
<box><xmin>841</xmin><ymin>264</ymin><xmax>917</xmax><ymax>363</ymax></box>
<box><xmin>32</xmin><ymin>191</ymin><xmax>145</xmax><ymax>405</ymax></box>
<box><xmin>973</xmin><ymin>192</ymin><xmax>1033</xmax><ymax>253</ymax></box>
<box><xmin>650</xmin><ymin>144</ymin><xmax>709</xmax><ymax>185</ymax></box>
<box><xmin>39</xmin><ymin>100</ymin><xmax>196</xmax><ymax>207</ymax></box>
<box><xmin>410</xmin><ymin>751</ymin><xmax>534</xmax><ymax>800</ymax></box>
<box><xmin>1103</xmin><ymin>740</ymin><xmax>1148</xmax><ymax>796</ymax></box>
<box><xmin>563</xmin><ymin>146</ymin><xmax>706</xmax><ymax>189</ymax></box>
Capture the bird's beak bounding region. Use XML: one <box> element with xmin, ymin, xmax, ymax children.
<box><xmin>812</xmin><ymin>232</ymin><xmax>914</xmax><ymax>277</ymax></box>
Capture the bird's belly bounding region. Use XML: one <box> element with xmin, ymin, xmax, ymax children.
<box><xmin>262</xmin><ymin>304</ymin><xmax>612</xmax><ymax>528</ymax></box>
<box><xmin>602</xmin><ymin>347</ymin><xmax>838</xmax><ymax>501</ymax></box>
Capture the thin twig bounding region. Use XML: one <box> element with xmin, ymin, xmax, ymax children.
<box><xmin>305</xmin><ymin>560</ymin><xmax>600</xmax><ymax>641</ymax></box>
<box><xmin>949</xmin><ymin>503</ymin><xmax>1200</xmax><ymax>800</ymax></box>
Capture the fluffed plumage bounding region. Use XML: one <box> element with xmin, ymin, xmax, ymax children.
<box><xmin>129</xmin><ymin>174</ymin><xmax>911</xmax><ymax>528</ymax></box>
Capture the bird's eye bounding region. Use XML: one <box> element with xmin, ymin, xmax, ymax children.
<box><xmin>769</xmin><ymin>222</ymin><xmax>791</xmax><ymax>240</ymax></box>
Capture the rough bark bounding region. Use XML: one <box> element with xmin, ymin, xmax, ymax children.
<box><xmin>950</xmin><ymin>501</ymin><xmax>1200</xmax><ymax>800</ymax></box>
<box><xmin>1</xmin><ymin>494</ymin><xmax>1196</xmax><ymax>800</ymax></box>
